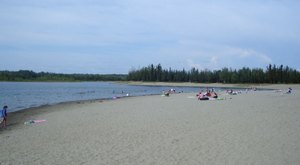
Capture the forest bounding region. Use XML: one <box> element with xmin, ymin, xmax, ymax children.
<box><xmin>1</xmin><ymin>64</ymin><xmax>300</xmax><ymax>83</ymax></box>
<box><xmin>0</xmin><ymin>70</ymin><xmax>126</xmax><ymax>82</ymax></box>
<box><xmin>127</xmin><ymin>64</ymin><xmax>300</xmax><ymax>84</ymax></box>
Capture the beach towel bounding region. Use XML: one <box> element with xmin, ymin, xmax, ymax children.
<box><xmin>24</xmin><ymin>119</ymin><xmax>46</xmax><ymax>125</ymax></box>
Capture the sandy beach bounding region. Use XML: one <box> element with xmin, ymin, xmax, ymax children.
<box><xmin>1</xmin><ymin>84</ymin><xmax>300</xmax><ymax>165</ymax></box>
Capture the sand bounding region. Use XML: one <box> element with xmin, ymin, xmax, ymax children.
<box><xmin>1</xmin><ymin>84</ymin><xmax>300</xmax><ymax>165</ymax></box>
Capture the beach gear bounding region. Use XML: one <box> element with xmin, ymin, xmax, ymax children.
<box><xmin>33</xmin><ymin>120</ymin><xmax>46</xmax><ymax>123</ymax></box>
<box><xmin>161</xmin><ymin>92</ymin><xmax>170</xmax><ymax>96</ymax></box>
<box><xmin>199</xmin><ymin>97</ymin><xmax>209</xmax><ymax>100</ymax></box>
<box><xmin>24</xmin><ymin>119</ymin><xmax>46</xmax><ymax>125</ymax></box>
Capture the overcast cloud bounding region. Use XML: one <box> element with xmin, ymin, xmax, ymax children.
<box><xmin>0</xmin><ymin>0</ymin><xmax>299</xmax><ymax>73</ymax></box>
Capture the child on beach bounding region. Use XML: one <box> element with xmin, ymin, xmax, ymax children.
<box><xmin>0</xmin><ymin>106</ymin><xmax>8</xmax><ymax>127</ymax></box>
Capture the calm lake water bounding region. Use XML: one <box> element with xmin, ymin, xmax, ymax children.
<box><xmin>0</xmin><ymin>82</ymin><xmax>244</xmax><ymax>112</ymax></box>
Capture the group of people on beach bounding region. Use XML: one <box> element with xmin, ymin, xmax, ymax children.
<box><xmin>0</xmin><ymin>105</ymin><xmax>8</xmax><ymax>128</ymax></box>
<box><xmin>197</xmin><ymin>88</ymin><xmax>218</xmax><ymax>100</ymax></box>
<box><xmin>226</xmin><ymin>89</ymin><xmax>240</xmax><ymax>95</ymax></box>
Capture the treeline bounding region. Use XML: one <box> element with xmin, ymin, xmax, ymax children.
<box><xmin>127</xmin><ymin>64</ymin><xmax>300</xmax><ymax>83</ymax></box>
<box><xmin>0</xmin><ymin>70</ymin><xmax>126</xmax><ymax>82</ymax></box>
<box><xmin>2</xmin><ymin>64</ymin><xmax>300</xmax><ymax>83</ymax></box>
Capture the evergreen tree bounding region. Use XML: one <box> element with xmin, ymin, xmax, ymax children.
<box><xmin>126</xmin><ymin>64</ymin><xmax>300</xmax><ymax>84</ymax></box>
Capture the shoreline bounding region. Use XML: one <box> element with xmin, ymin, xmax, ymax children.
<box><xmin>4</xmin><ymin>93</ymin><xmax>162</xmax><ymax>131</ymax></box>
<box><xmin>5</xmin><ymin>82</ymin><xmax>277</xmax><ymax>114</ymax></box>
<box><xmin>4</xmin><ymin>82</ymin><xmax>290</xmax><ymax>116</ymax></box>
<box><xmin>1</xmin><ymin>82</ymin><xmax>290</xmax><ymax>132</ymax></box>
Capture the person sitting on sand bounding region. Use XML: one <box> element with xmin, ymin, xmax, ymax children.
<box><xmin>286</xmin><ymin>87</ymin><xmax>292</xmax><ymax>94</ymax></box>
<box><xmin>162</xmin><ymin>90</ymin><xmax>170</xmax><ymax>96</ymax></box>
<box><xmin>0</xmin><ymin>106</ymin><xmax>8</xmax><ymax>128</ymax></box>
<box><xmin>210</xmin><ymin>91</ymin><xmax>218</xmax><ymax>98</ymax></box>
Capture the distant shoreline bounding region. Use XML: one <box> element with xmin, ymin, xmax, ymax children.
<box><xmin>1</xmin><ymin>80</ymin><xmax>298</xmax><ymax>89</ymax></box>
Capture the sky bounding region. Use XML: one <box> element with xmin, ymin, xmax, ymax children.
<box><xmin>0</xmin><ymin>0</ymin><xmax>300</xmax><ymax>74</ymax></box>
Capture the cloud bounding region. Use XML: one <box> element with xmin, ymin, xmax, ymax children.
<box><xmin>228</xmin><ymin>48</ymin><xmax>273</xmax><ymax>64</ymax></box>
<box><xmin>0</xmin><ymin>0</ymin><xmax>299</xmax><ymax>73</ymax></box>
<box><xmin>2</xmin><ymin>0</ymin><xmax>298</xmax><ymax>47</ymax></box>
<box><xmin>187</xmin><ymin>59</ymin><xmax>203</xmax><ymax>70</ymax></box>
<box><xmin>182</xmin><ymin>44</ymin><xmax>273</xmax><ymax>70</ymax></box>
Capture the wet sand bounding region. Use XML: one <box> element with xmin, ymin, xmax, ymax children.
<box><xmin>1</xmin><ymin>84</ymin><xmax>299</xmax><ymax>164</ymax></box>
